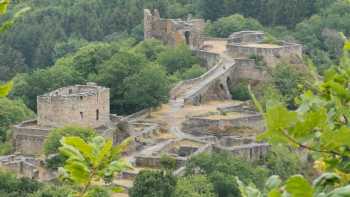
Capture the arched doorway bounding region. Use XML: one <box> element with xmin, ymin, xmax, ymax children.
<box><xmin>184</xmin><ymin>31</ymin><xmax>191</xmax><ymax>45</ymax></box>
<box><xmin>226</xmin><ymin>77</ymin><xmax>232</xmax><ymax>89</ymax></box>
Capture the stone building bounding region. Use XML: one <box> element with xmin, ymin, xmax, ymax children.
<box><xmin>12</xmin><ymin>83</ymin><xmax>114</xmax><ymax>155</ymax></box>
<box><xmin>37</xmin><ymin>83</ymin><xmax>110</xmax><ymax>128</ymax></box>
<box><xmin>144</xmin><ymin>9</ymin><xmax>205</xmax><ymax>48</ymax></box>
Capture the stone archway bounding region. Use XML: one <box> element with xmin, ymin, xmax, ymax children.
<box><xmin>184</xmin><ymin>31</ymin><xmax>191</xmax><ymax>45</ymax></box>
<box><xmin>226</xmin><ymin>77</ymin><xmax>232</xmax><ymax>89</ymax></box>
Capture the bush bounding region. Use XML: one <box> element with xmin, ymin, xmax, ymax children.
<box><xmin>272</xmin><ymin>63</ymin><xmax>307</xmax><ymax>109</ymax></box>
<box><xmin>160</xmin><ymin>154</ymin><xmax>177</xmax><ymax>171</ymax></box>
<box><xmin>175</xmin><ymin>175</ymin><xmax>216</xmax><ymax>197</ymax></box>
<box><xmin>0</xmin><ymin>170</ymin><xmax>42</xmax><ymax>196</ymax></box>
<box><xmin>0</xmin><ymin>98</ymin><xmax>34</xmax><ymax>143</ymax></box>
<box><xmin>178</xmin><ymin>64</ymin><xmax>207</xmax><ymax>80</ymax></box>
<box><xmin>129</xmin><ymin>170</ymin><xmax>177</xmax><ymax>197</ymax></box>
<box><xmin>185</xmin><ymin>153</ymin><xmax>268</xmax><ymax>197</ymax></box>
<box><xmin>263</xmin><ymin>145</ymin><xmax>302</xmax><ymax>180</ymax></box>
<box><xmin>30</xmin><ymin>185</ymin><xmax>72</xmax><ymax>197</ymax></box>
<box><xmin>158</xmin><ymin>44</ymin><xmax>199</xmax><ymax>74</ymax></box>
<box><xmin>230</xmin><ymin>82</ymin><xmax>250</xmax><ymax>101</ymax></box>
<box><xmin>43</xmin><ymin>126</ymin><xmax>96</xmax><ymax>169</ymax></box>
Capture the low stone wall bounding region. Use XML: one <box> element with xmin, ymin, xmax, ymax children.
<box><xmin>135</xmin><ymin>155</ymin><xmax>186</xmax><ymax>168</ymax></box>
<box><xmin>213</xmin><ymin>143</ymin><xmax>270</xmax><ymax>161</ymax></box>
<box><xmin>135</xmin><ymin>139</ymin><xmax>211</xmax><ymax>169</ymax></box>
<box><xmin>193</xmin><ymin>49</ymin><xmax>220</xmax><ymax>69</ymax></box>
<box><xmin>125</xmin><ymin>108</ymin><xmax>151</xmax><ymax>121</ymax></box>
<box><xmin>182</xmin><ymin>114</ymin><xmax>264</xmax><ymax>136</ymax></box>
<box><xmin>0</xmin><ymin>155</ymin><xmax>39</xmax><ymax>179</ymax></box>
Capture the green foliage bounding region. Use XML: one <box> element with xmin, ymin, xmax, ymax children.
<box><xmin>0</xmin><ymin>170</ymin><xmax>42</xmax><ymax>197</ymax></box>
<box><xmin>0</xmin><ymin>97</ymin><xmax>34</xmax><ymax>143</ymax></box>
<box><xmin>205</xmin><ymin>14</ymin><xmax>263</xmax><ymax>38</ymax></box>
<box><xmin>237</xmin><ymin>172</ymin><xmax>350</xmax><ymax>197</ymax></box>
<box><xmin>129</xmin><ymin>170</ymin><xmax>177</xmax><ymax>197</ymax></box>
<box><xmin>239</xmin><ymin>43</ymin><xmax>350</xmax><ymax>197</ymax></box>
<box><xmin>44</xmin><ymin>126</ymin><xmax>96</xmax><ymax>169</ymax></box>
<box><xmin>195</xmin><ymin>0</ymin><xmax>225</xmax><ymax>21</ymax></box>
<box><xmin>185</xmin><ymin>153</ymin><xmax>268</xmax><ymax>197</ymax></box>
<box><xmin>158</xmin><ymin>44</ymin><xmax>199</xmax><ymax>74</ymax></box>
<box><xmin>0</xmin><ymin>45</ymin><xmax>28</xmax><ymax>81</ymax></box>
<box><xmin>175</xmin><ymin>175</ymin><xmax>216</xmax><ymax>197</ymax></box>
<box><xmin>133</xmin><ymin>39</ymin><xmax>167</xmax><ymax>61</ymax></box>
<box><xmin>176</xmin><ymin>64</ymin><xmax>207</xmax><ymax>80</ymax></box>
<box><xmin>0</xmin><ymin>0</ymin><xmax>30</xmax><ymax>33</ymax></box>
<box><xmin>124</xmin><ymin>64</ymin><xmax>170</xmax><ymax>111</ymax></box>
<box><xmin>30</xmin><ymin>185</ymin><xmax>72</xmax><ymax>197</ymax></box>
<box><xmin>59</xmin><ymin>136</ymin><xmax>131</xmax><ymax>196</ymax></box>
<box><xmin>230</xmin><ymin>81</ymin><xmax>250</xmax><ymax>101</ymax></box>
<box><xmin>271</xmin><ymin>63</ymin><xmax>307</xmax><ymax>108</ymax></box>
<box><xmin>160</xmin><ymin>154</ymin><xmax>177</xmax><ymax>171</ymax></box>
<box><xmin>0</xmin><ymin>81</ymin><xmax>13</xmax><ymax>98</ymax></box>
<box><xmin>53</xmin><ymin>37</ymin><xmax>88</xmax><ymax>61</ymax></box>
<box><xmin>11</xmin><ymin>63</ymin><xmax>84</xmax><ymax>110</ymax></box>
<box><xmin>263</xmin><ymin>145</ymin><xmax>302</xmax><ymax>180</ymax></box>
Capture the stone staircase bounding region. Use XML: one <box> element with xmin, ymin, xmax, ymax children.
<box><xmin>170</xmin><ymin>55</ymin><xmax>236</xmax><ymax>103</ymax></box>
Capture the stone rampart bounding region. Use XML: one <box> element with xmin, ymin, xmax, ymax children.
<box><xmin>192</xmin><ymin>49</ymin><xmax>220</xmax><ymax>69</ymax></box>
<box><xmin>226</xmin><ymin>42</ymin><xmax>302</xmax><ymax>66</ymax></box>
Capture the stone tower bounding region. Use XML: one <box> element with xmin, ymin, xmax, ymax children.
<box><xmin>37</xmin><ymin>83</ymin><xmax>110</xmax><ymax>128</ymax></box>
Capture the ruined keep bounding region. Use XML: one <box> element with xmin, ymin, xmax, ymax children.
<box><xmin>37</xmin><ymin>83</ymin><xmax>110</xmax><ymax>128</ymax></box>
<box><xmin>13</xmin><ymin>83</ymin><xmax>113</xmax><ymax>155</ymax></box>
<box><xmin>144</xmin><ymin>9</ymin><xmax>205</xmax><ymax>48</ymax></box>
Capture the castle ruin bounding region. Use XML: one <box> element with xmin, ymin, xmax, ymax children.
<box><xmin>144</xmin><ymin>9</ymin><xmax>205</xmax><ymax>48</ymax></box>
<box><xmin>144</xmin><ymin>9</ymin><xmax>303</xmax><ymax>106</ymax></box>
<box><xmin>12</xmin><ymin>83</ymin><xmax>113</xmax><ymax>155</ymax></box>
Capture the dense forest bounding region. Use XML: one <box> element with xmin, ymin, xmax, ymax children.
<box><xmin>1</xmin><ymin>0</ymin><xmax>350</xmax><ymax>196</ymax></box>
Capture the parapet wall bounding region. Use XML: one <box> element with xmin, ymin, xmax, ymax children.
<box><xmin>192</xmin><ymin>49</ymin><xmax>220</xmax><ymax>69</ymax></box>
<box><xmin>226</xmin><ymin>42</ymin><xmax>302</xmax><ymax>66</ymax></box>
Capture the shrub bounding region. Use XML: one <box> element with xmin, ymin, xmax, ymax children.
<box><xmin>230</xmin><ymin>82</ymin><xmax>250</xmax><ymax>101</ymax></box>
<box><xmin>175</xmin><ymin>175</ymin><xmax>216</xmax><ymax>197</ymax></box>
<box><xmin>43</xmin><ymin>125</ymin><xmax>96</xmax><ymax>169</ymax></box>
<box><xmin>129</xmin><ymin>170</ymin><xmax>177</xmax><ymax>197</ymax></box>
<box><xmin>185</xmin><ymin>153</ymin><xmax>269</xmax><ymax>197</ymax></box>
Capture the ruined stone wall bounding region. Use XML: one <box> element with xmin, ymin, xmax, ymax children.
<box><xmin>182</xmin><ymin>114</ymin><xmax>264</xmax><ymax>136</ymax></box>
<box><xmin>144</xmin><ymin>9</ymin><xmax>153</xmax><ymax>40</ymax></box>
<box><xmin>37</xmin><ymin>86</ymin><xmax>110</xmax><ymax>128</ymax></box>
<box><xmin>226</xmin><ymin>43</ymin><xmax>303</xmax><ymax>66</ymax></box>
<box><xmin>213</xmin><ymin>143</ymin><xmax>270</xmax><ymax>161</ymax></box>
<box><xmin>192</xmin><ymin>49</ymin><xmax>220</xmax><ymax>69</ymax></box>
<box><xmin>0</xmin><ymin>155</ymin><xmax>39</xmax><ymax>179</ymax></box>
<box><xmin>12</xmin><ymin>120</ymin><xmax>50</xmax><ymax>155</ymax></box>
<box><xmin>144</xmin><ymin>9</ymin><xmax>205</xmax><ymax>48</ymax></box>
